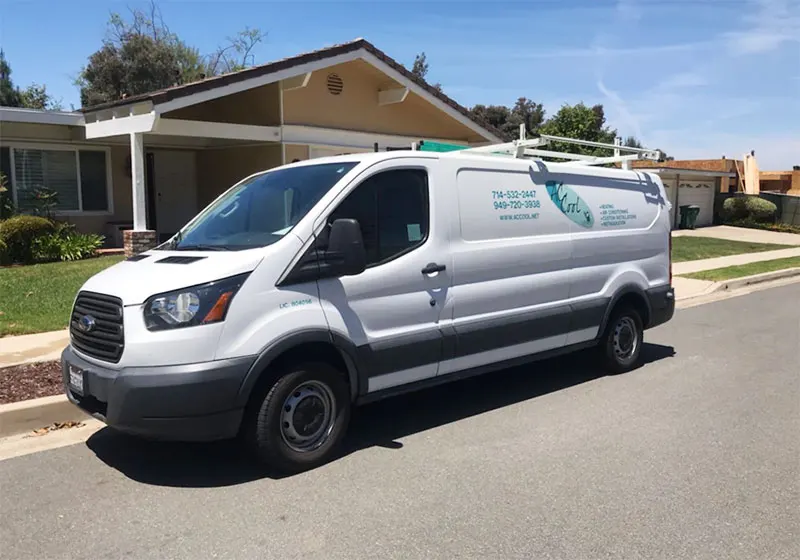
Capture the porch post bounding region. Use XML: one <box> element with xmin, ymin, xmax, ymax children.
<box><xmin>131</xmin><ymin>132</ymin><xmax>147</xmax><ymax>230</ymax></box>
<box><xmin>123</xmin><ymin>132</ymin><xmax>157</xmax><ymax>256</ymax></box>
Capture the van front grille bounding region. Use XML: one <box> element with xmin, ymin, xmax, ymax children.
<box><xmin>70</xmin><ymin>292</ymin><xmax>125</xmax><ymax>363</ymax></box>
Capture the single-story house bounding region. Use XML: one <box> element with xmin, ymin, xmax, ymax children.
<box><xmin>629</xmin><ymin>160</ymin><xmax>738</xmax><ymax>228</ymax></box>
<box><xmin>0</xmin><ymin>38</ymin><xmax>502</xmax><ymax>254</ymax></box>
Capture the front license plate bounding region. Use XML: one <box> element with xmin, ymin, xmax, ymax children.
<box><xmin>68</xmin><ymin>366</ymin><xmax>84</xmax><ymax>394</ymax></box>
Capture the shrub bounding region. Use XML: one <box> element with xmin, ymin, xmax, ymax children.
<box><xmin>0</xmin><ymin>172</ymin><xmax>14</xmax><ymax>219</ymax></box>
<box><xmin>728</xmin><ymin>218</ymin><xmax>800</xmax><ymax>235</ymax></box>
<box><xmin>0</xmin><ymin>235</ymin><xmax>7</xmax><ymax>265</ymax></box>
<box><xmin>0</xmin><ymin>215</ymin><xmax>54</xmax><ymax>264</ymax></box>
<box><xmin>33</xmin><ymin>225</ymin><xmax>105</xmax><ymax>262</ymax></box>
<box><xmin>744</xmin><ymin>197</ymin><xmax>777</xmax><ymax>222</ymax></box>
<box><xmin>721</xmin><ymin>196</ymin><xmax>777</xmax><ymax>223</ymax></box>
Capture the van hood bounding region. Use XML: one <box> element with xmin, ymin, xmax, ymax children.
<box><xmin>80</xmin><ymin>249</ymin><xmax>268</xmax><ymax>305</ymax></box>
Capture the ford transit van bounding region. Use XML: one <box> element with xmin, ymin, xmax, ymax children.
<box><xmin>62</xmin><ymin>150</ymin><xmax>674</xmax><ymax>473</ymax></box>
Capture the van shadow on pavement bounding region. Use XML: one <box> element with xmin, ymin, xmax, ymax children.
<box><xmin>85</xmin><ymin>343</ymin><xmax>675</xmax><ymax>488</ymax></box>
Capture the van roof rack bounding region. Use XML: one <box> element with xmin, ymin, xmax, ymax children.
<box><xmin>412</xmin><ymin>125</ymin><xmax>663</xmax><ymax>169</ymax></box>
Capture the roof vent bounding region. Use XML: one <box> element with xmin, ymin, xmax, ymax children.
<box><xmin>326</xmin><ymin>73</ymin><xmax>344</xmax><ymax>95</ymax></box>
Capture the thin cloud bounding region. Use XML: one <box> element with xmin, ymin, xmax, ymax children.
<box><xmin>597</xmin><ymin>79</ymin><xmax>643</xmax><ymax>140</ymax></box>
<box><xmin>725</xmin><ymin>0</ymin><xmax>800</xmax><ymax>54</ymax></box>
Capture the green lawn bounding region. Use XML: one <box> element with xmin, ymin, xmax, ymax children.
<box><xmin>671</xmin><ymin>236</ymin><xmax>792</xmax><ymax>263</ymax></box>
<box><xmin>681</xmin><ymin>256</ymin><xmax>800</xmax><ymax>282</ymax></box>
<box><xmin>0</xmin><ymin>256</ymin><xmax>124</xmax><ymax>337</ymax></box>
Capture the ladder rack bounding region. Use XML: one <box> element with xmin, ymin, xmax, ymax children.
<box><xmin>412</xmin><ymin>125</ymin><xmax>663</xmax><ymax>169</ymax></box>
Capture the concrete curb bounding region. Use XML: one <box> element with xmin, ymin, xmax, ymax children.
<box><xmin>712</xmin><ymin>267</ymin><xmax>800</xmax><ymax>293</ymax></box>
<box><xmin>0</xmin><ymin>395</ymin><xmax>88</xmax><ymax>438</ymax></box>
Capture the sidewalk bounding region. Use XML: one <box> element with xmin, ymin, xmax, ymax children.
<box><xmin>0</xmin><ymin>330</ymin><xmax>68</xmax><ymax>368</ymax></box>
<box><xmin>672</xmin><ymin>225</ymin><xmax>800</xmax><ymax>246</ymax></box>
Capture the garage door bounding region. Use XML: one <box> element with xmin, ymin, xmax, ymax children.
<box><xmin>677</xmin><ymin>181</ymin><xmax>715</xmax><ymax>227</ymax></box>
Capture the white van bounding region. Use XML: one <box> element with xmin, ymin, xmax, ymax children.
<box><xmin>62</xmin><ymin>149</ymin><xmax>674</xmax><ymax>473</ymax></box>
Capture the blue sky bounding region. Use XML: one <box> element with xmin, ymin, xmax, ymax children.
<box><xmin>2</xmin><ymin>0</ymin><xmax>798</xmax><ymax>169</ymax></box>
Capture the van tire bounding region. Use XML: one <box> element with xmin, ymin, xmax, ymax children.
<box><xmin>244</xmin><ymin>362</ymin><xmax>350</xmax><ymax>474</ymax></box>
<box><xmin>599</xmin><ymin>306</ymin><xmax>644</xmax><ymax>374</ymax></box>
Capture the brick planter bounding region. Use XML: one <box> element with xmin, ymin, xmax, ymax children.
<box><xmin>123</xmin><ymin>230</ymin><xmax>158</xmax><ymax>257</ymax></box>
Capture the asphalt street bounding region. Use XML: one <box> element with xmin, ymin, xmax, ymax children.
<box><xmin>1</xmin><ymin>284</ymin><xmax>798</xmax><ymax>560</ymax></box>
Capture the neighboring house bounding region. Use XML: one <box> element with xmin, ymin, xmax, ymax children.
<box><xmin>629</xmin><ymin>159</ymin><xmax>739</xmax><ymax>228</ymax></box>
<box><xmin>0</xmin><ymin>38</ymin><xmax>502</xmax><ymax>254</ymax></box>
<box><xmin>760</xmin><ymin>169</ymin><xmax>800</xmax><ymax>195</ymax></box>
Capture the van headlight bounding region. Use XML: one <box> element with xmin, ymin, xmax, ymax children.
<box><xmin>143</xmin><ymin>273</ymin><xmax>250</xmax><ymax>331</ymax></box>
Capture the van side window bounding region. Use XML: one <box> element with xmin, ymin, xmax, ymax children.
<box><xmin>329</xmin><ymin>168</ymin><xmax>429</xmax><ymax>266</ymax></box>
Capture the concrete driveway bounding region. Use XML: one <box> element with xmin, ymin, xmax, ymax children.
<box><xmin>0</xmin><ymin>283</ymin><xmax>798</xmax><ymax>560</ymax></box>
<box><xmin>672</xmin><ymin>224</ymin><xmax>800</xmax><ymax>245</ymax></box>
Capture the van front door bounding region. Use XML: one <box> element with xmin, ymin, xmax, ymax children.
<box><xmin>315</xmin><ymin>160</ymin><xmax>452</xmax><ymax>394</ymax></box>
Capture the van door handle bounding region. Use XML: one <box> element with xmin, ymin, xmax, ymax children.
<box><xmin>421</xmin><ymin>263</ymin><xmax>446</xmax><ymax>274</ymax></box>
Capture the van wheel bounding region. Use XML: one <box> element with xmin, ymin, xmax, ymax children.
<box><xmin>244</xmin><ymin>362</ymin><xmax>350</xmax><ymax>474</ymax></box>
<box><xmin>599</xmin><ymin>307</ymin><xmax>644</xmax><ymax>374</ymax></box>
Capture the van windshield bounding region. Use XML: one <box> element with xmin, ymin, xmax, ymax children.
<box><xmin>166</xmin><ymin>161</ymin><xmax>358</xmax><ymax>251</ymax></box>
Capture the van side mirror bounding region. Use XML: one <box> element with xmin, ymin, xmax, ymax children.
<box><xmin>326</xmin><ymin>218</ymin><xmax>366</xmax><ymax>276</ymax></box>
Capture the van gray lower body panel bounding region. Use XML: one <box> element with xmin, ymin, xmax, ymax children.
<box><xmin>61</xmin><ymin>347</ymin><xmax>254</xmax><ymax>441</ymax></box>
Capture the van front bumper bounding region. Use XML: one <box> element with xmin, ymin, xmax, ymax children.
<box><xmin>61</xmin><ymin>347</ymin><xmax>255</xmax><ymax>442</ymax></box>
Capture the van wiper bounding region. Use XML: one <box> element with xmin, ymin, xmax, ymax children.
<box><xmin>174</xmin><ymin>244</ymin><xmax>232</xmax><ymax>251</ymax></box>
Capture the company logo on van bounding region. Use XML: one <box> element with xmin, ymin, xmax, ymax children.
<box><xmin>545</xmin><ymin>181</ymin><xmax>594</xmax><ymax>228</ymax></box>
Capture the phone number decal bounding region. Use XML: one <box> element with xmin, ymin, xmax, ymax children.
<box><xmin>494</xmin><ymin>200</ymin><xmax>541</xmax><ymax>210</ymax></box>
<box><xmin>492</xmin><ymin>190</ymin><xmax>537</xmax><ymax>200</ymax></box>
<box><xmin>491</xmin><ymin>189</ymin><xmax>541</xmax><ymax>219</ymax></box>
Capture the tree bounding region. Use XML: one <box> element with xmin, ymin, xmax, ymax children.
<box><xmin>0</xmin><ymin>50</ymin><xmax>61</xmax><ymax>110</ymax></box>
<box><xmin>0</xmin><ymin>50</ymin><xmax>20</xmax><ymax>107</ymax></box>
<box><xmin>539</xmin><ymin>102</ymin><xmax>618</xmax><ymax>157</ymax></box>
<box><xmin>411</xmin><ymin>52</ymin><xmax>429</xmax><ymax>80</ymax></box>
<box><xmin>410</xmin><ymin>51</ymin><xmax>442</xmax><ymax>92</ymax></box>
<box><xmin>77</xmin><ymin>1</ymin><xmax>265</xmax><ymax>107</ymax></box>
<box><xmin>623</xmin><ymin>136</ymin><xmax>643</xmax><ymax>148</ymax></box>
<box><xmin>469</xmin><ymin>97</ymin><xmax>545</xmax><ymax>141</ymax></box>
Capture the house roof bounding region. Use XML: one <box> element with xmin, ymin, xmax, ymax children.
<box><xmin>0</xmin><ymin>106</ymin><xmax>84</xmax><ymax>126</ymax></box>
<box><xmin>630</xmin><ymin>158</ymin><xmax>741</xmax><ymax>173</ymax></box>
<box><xmin>645</xmin><ymin>167</ymin><xmax>736</xmax><ymax>178</ymax></box>
<box><xmin>80</xmin><ymin>38</ymin><xmax>504</xmax><ymax>141</ymax></box>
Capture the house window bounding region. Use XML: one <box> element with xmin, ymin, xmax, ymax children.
<box><xmin>10</xmin><ymin>147</ymin><xmax>110</xmax><ymax>213</ymax></box>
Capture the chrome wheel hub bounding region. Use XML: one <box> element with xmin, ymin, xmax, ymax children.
<box><xmin>280</xmin><ymin>380</ymin><xmax>336</xmax><ymax>453</ymax></box>
<box><xmin>612</xmin><ymin>317</ymin><xmax>638</xmax><ymax>361</ymax></box>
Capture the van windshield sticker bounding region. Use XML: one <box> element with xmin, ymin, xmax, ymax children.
<box><xmin>407</xmin><ymin>223</ymin><xmax>422</xmax><ymax>241</ymax></box>
<box><xmin>599</xmin><ymin>204</ymin><xmax>638</xmax><ymax>227</ymax></box>
<box><xmin>545</xmin><ymin>181</ymin><xmax>594</xmax><ymax>228</ymax></box>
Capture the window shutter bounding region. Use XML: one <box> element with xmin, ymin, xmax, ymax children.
<box><xmin>79</xmin><ymin>150</ymin><xmax>109</xmax><ymax>211</ymax></box>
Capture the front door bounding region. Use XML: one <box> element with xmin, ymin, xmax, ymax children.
<box><xmin>315</xmin><ymin>159</ymin><xmax>452</xmax><ymax>393</ymax></box>
<box><xmin>152</xmin><ymin>150</ymin><xmax>198</xmax><ymax>241</ymax></box>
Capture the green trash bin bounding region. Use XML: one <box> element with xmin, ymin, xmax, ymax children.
<box><xmin>686</xmin><ymin>205</ymin><xmax>700</xmax><ymax>229</ymax></box>
<box><xmin>678</xmin><ymin>205</ymin><xmax>690</xmax><ymax>229</ymax></box>
<box><xmin>678</xmin><ymin>205</ymin><xmax>701</xmax><ymax>229</ymax></box>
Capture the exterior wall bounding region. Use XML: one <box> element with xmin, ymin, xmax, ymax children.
<box><xmin>196</xmin><ymin>144</ymin><xmax>282</xmax><ymax>207</ymax></box>
<box><xmin>162</xmin><ymin>82</ymin><xmax>281</xmax><ymax>126</ymax></box>
<box><xmin>792</xmin><ymin>171</ymin><xmax>800</xmax><ymax>195</ymax></box>
<box><xmin>0</xmin><ymin>122</ymin><xmax>82</xmax><ymax>142</ymax></box>
<box><xmin>0</xmin><ymin>127</ymin><xmax>133</xmax><ymax>243</ymax></box>
<box><xmin>282</xmin><ymin>59</ymin><xmax>484</xmax><ymax>143</ymax></box>
<box><xmin>285</xmin><ymin>144</ymin><xmax>309</xmax><ymax>162</ymax></box>
<box><xmin>633</xmin><ymin>159</ymin><xmax>740</xmax><ymax>192</ymax></box>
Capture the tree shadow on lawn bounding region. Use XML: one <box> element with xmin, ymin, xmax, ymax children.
<box><xmin>86</xmin><ymin>343</ymin><xmax>675</xmax><ymax>488</ymax></box>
